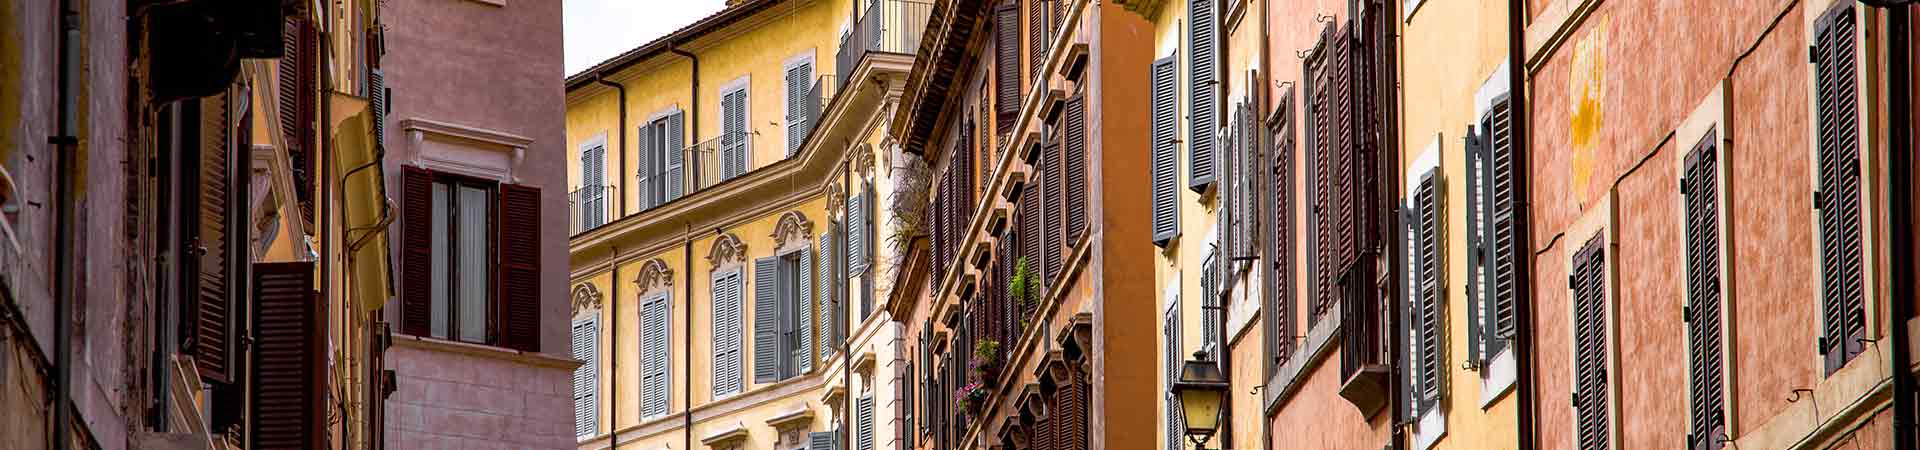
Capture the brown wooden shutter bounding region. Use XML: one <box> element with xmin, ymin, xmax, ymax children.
<box><xmin>1061</xmin><ymin>369</ymin><xmax>1088</xmax><ymax>450</ymax></box>
<box><xmin>1571</xmin><ymin>237</ymin><xmax>1609</xmax><ymax>450</ymax></box>
<box><xmin>1028</xmin><ymin>0</ymin><xmax>1050</xmax><ymax>85</ymax></box>
<box><xmin>281</xmin><ymin>17</ymin><xmax>317</xmax><ymax>225</ymax></box>
<box><xmin>1064</xmin><ymin>93</ymin><xmax>1088</xmax><ymax>245</ymax></box>
<box><xmin>995</xmin><ymin>1</ymin><xmax>1022</xmax><ymax>135</ymax></box>
<box><xmin>1264</xmin><ymin>90</ymin><xmax>1296</xmax><ymax>373</ymax></box>
<box><xmin>251</xmin><ymin>261</ymin><xmax>325</xmax><ymax>450</ymax></box>
<box><xmin>1307</xmin><ymin>24</ymin><xmax>1338</xmax><ymax>325</ymax></box>
<box><xmin>1682</xmin><ymin>133</ymin><xmax>1725</xmax><ymax>450</ymax></box>
<box><xmin>1812</xmin><ymin>2</ymin><xmax>1865</xmax><ymax>376</ymax></box>
<box><xmin>1041</xmin><ymin>116</ymin><xmax>1064</xmax><ymax>288</ymax></box>
<box><xmin>400</xmin><ymin>166</ymin><xmax>434</xmax><ymax>336</ymax></box>
<box><xmin>498</xmin><ymin>183</ymin><xmax>544</xmax><ymax>352</ymax></box>
<box><xmin>1021</xmin><ymin>169</ymin><xmax>1046</xmax><ymax>301</ymax></box>
<box><xmin>193</xmin><ymin>92</ymin><xmax>242</xmax><ymax>383</ymax></box>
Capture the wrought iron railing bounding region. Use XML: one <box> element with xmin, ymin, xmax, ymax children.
<box><xmin>568</xmin><ymin>185</ymin><xmax>615</xmax><ymax>234</ymax></box>
<box><xmin>836</xmin><ymin>0</ymin><xmax>934</xmax><ymax>88</ymax></box>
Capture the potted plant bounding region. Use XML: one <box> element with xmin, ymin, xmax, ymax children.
<box><xmin>955</xmin><ymin>381</ymin><xmax>989</xmax><ymax>416</ymax></box>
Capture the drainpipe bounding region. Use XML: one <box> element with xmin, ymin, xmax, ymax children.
<box><xmin>50</xmin><ymin>0</ymin><xmax>79</xmax><ymax>444</ymax></box>
<box><xmin>669</xmin><ymin>44</ymin><xmax>700</xmax><ymax>188</ymax></box>
<box><xmin>593</xmin><ymin>75</ymin><xmax>628</xmax><ymax>217</ymax></box>
<box><xmin>683</xmin><ymin>223</ymin><xmax>695</xmax><ymax>450</ymax></box>
<box><xmin>1505</xmin><ymin>0</ymin><xmax>1537</xmax><ymax>448</ymax></box>
<box><xmin>841</xmin><ymin>159</ymin><xmax>853</xmax><ymax>449</ymax></box>
<box><xmin>1875</xmin><ymin>2</ymin><xmax>1914</xmax><ymax>448</ymax></box>
<box><xmin>1258</xmin><ymin>1</ymin><xmax>1272</xmax><ymax>449</ymax></box>
<box><xmin>609</xmin><ymin>246</ymin><xmax>621</xmax><ymax>446</ymax></box>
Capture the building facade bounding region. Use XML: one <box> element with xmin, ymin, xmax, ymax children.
<box><xmin>2</xmin><ymin>0</ymin><xmax>397</xmax><ymax>449</ymax></box>
<box><xmin>375</xmin><ymin>0</ymin><xmax>577</xmax><ymax>448</ymax></box>
<box><xmin>562</xmin><ymin>1</ymin><xmax>930</xmax><ymax>450</ymax></box>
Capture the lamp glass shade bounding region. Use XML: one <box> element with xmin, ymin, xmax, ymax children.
<box><xmin>1176</xmin><ymin>386</ymin><xmax>1224</xmax><ymax>436</ymax></box>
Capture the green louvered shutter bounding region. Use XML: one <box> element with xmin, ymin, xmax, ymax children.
<box><xmin>1186</xmin><ymin>0</ymin><xmax>1217</xmax><ymax>192</ymax></box>
<box><xmin>754</xmin><ymin>256</ymin><xmax>782</xmax><ymax>383</ymax></box>
<box><xmin>1150</xmin><ymin>55</ymin><xmax>1180</xmax><ymax>247</ymax></box>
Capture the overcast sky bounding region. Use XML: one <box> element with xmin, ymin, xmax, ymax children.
<box><xmin>564</xmin><ymin>0</ymin><xmax>728</xmax><ymax>77</ymax></box>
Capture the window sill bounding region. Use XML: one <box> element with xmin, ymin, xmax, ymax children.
<box><xmin>1412</xmin><ymin>405</ymin><xmax>1447</xmax><ymax>450</ymax></box>
<box><xmin>1479</xmin><ymin>346</ymin><xmax>1516</xmax><ymax>409</ymax></box>
<box><xmin>1263</xmin><ymin>311</ymin><xmax>1341</xmax><ymax>414</ymax></box>
<box><xmin>390</xmin><ymin>333</ymin><xmax>578</xmax><ymax>369</ymax></box>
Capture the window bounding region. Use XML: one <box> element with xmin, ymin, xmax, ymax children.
<box><xmin>1187</xmin><ymin>0</ymin><xmax>1218</xmax><ymax>192</ymax></box>
<box><xmin>1162</xmin><ymin>291</ymin><xmax>1182</xmax><ymax>450</ymax></box>
<box><xmin>1811</xmin><ymin>1</ymin><xmax>1866</xmax><ymax>376</ymax></box>
<box><xmin>753</xmin><ymin>245</ymin><xmax>816</xmax><ymax>384</ymax></box>
<box><xmin>579</xmin><ymin>143</ymin><xmax>607</xmax><ymax>228</ymax></box>
<box><xmin>572</xmin><ymin>315</ymin><xmax>599</xmax><ymax>438</ymax></box>
<box><xmin>856</xmin><ymin>394</ymin><xmax>875</xmax><ymax>450</ymax></box>
<box><xmin>637</xmin><ymin>110</ymin><xmax>686</xmax><ymax>211</ymax></box>
<box><xmin>1682</xmin><ymin>131</ymin><xmax>1725</xmax><ymax>450</ymax></box>
<box><xmin>993</xmin><ymin>1</ymin><xmax>1021</xmax><ymax>134</ymax></box>
<box><xmin>721</xmin><ymin>82</ymin><xmax>751</xmax><ymax>180</ymax></box>
<box><xmin>713</xmin><ymin>269</ymin><xmax>746</xmax><ymax>396</ymax></box>
<box><xmin>1262</xmin><ymin>89</ymin><xmax>1296</xmax><ymax>376</ymax></box>
<box><xmin>1400</xmin><ymin>147</ymin><xmax>1446</xmax><ymax>447</ymax></box>
<box><xmin>429</xmin><ymin>176</ymin><xmax>494</xmax><ymax>343</ymax></box>
<box><xmin>639</xmin><ymin>294</ymin><xmax>671</xmax><ymax>418</ymax></box>
<box><xmin>1467</xmin><ymin>94</ymin><xmax>1519</xmax><ymax>368</ymax></box>
<box><xmin>1571</xmin><ymin>236</ymin><xmax>1611</xmax><ymax>450</ymax></box>
<box><xmin>785</xmin><ymin>56</ymin><xmax>817</xmax><ymax>157</ymax></box>
<box><xmin>1150</xmin><ymin>54</ymin><xmax>1180</xmax><ymax>247</ymax></box>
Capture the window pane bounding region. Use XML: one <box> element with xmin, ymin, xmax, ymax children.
<box><xmin>457</xmin><ymin>185</ymin><xmax>492</xmax><ymax>343</ymax></box>
<box><xmin>431</xmin><ymin>183</ymin><xmax>451</xmax><ymax>338</ymax></box>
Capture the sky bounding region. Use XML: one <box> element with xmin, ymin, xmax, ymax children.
<box><xmin>564</xmin><ymin>0</ymin><xmax>729</xmax><ymax>77</ymax></box>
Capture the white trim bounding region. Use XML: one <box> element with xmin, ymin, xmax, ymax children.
<box><xmin>645</xmin><ymin>104</ymin><xmax>683</xmax><ymax>124</ymax></box>
<box><xmin>1473</xmin><ymin>60</ymin><xmax>1513</xmax><ymax>121</ymax></box>
<box><xmin>1479</xmin><ymin>347</ymin><xmax>1517</xmax><ymax>407</ymax></box>
<box><xmin>1412</xmin><ymin>403</ymin><xmax>1447</xmax><ymax>450</ymax></box>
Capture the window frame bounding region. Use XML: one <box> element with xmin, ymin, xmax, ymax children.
<box><xmin>430</xmin><ymin>171</ymin><xmax>499</xmax><ymax>344</ymax></box>
<box><xmin>783</xmin><ymin>50</ymin><xmax>818</xmax><ymax>158</ymax></box>
<box><xmin>1674</xmin><ymin>82</ymin><xmax>1735</xmax><ymax>445</ymax></box>
<box><xmin>1469</xmin><ymin>61</ymin><xmax>1518</xmax><ymax>408</ymax></box>
<box><xmin>720</xmin><ymin>75</ymin><xmax>753</xmax><ymax>178</ymax></box>
<box><xmin>712</xmin><ymin>266</ymin><xmax>747</xmax><ymax>399</ymax></box>
<box><xmin>1402</xmin><ymin>136</ymin><xmax>1447</xmax><ymax>450</ymax></box>
<box><xmin>1563</xmin><ymin>191</ymin><xmax>1620</xmax><ymax>450</ymax></box>
<box><xmin>1802</xmin><ymin>0</ymin><xmax>1887</xmax><ymax>377</ymax></box>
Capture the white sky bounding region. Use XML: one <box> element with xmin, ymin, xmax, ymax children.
<box><xmin>564</xmin><ymin>0</ymin><xmax>729</xmax><ymax>77</ymax></box>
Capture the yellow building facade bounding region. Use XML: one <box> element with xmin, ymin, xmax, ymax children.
<box><xmin>564</xmin><ymin>1</ymin><xmax>930</xmax><ymax>449</ymax></box>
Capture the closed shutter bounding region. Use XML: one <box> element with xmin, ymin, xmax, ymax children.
<box><xmin>995</xmin><ymin>1</ymin><xmax>1022</xmax><ymax>134</ymax></box>
<box><xmin>799</xmin><ymin>242</ymin><xmax>817</xmax><ymax>374</ymax></box>
<box><xmin>1163</xmin><ymin>305</ymin><xmax>1182</xmax><ymax>450</ymax></box>
<box><xmin>666</xmin><ymin>111</ymin><xmax>687</xmax><ymax>201</ymax></box>
<box><xmin>754</xmin><ymin>256</ymin><xmax>782</xmax><ymax>383</ymax></box>
<box><xmin>1812</xmin><ymin>2</ymin><xmax>1865</xmax><ymax>376</ymax></box>
<box><xmin>1484</xmin><ymin>98</ymin><xmax>1518</xmax><ymax>353</ymax></box>
<box><xmin>714</xmin><ymin>271</ymin><xmax>745</xmax><ymax>396</ymax></box>
<box><xmin>1263</xmin><ymin>91</ymin><xmax>1296</xmax><ymax>374</ymax></box>
<box><xmin>858</xmin><ymin>394</ymin><xmax>876</xmax><ymax>450</ymax></box>
<box><xmin>1028</xmin><ymin>0</ymin><xmax>1050</xmax><ymax>85</ymax></box>
<box><xmin>810</xmin><ymin>431</ymin><xmax>840</xmax><ymax>450</ymax></box>
<box><xmin>193</xmin><ymin>92</ymin><xmax>241</xmax><ymax>383</ymax></box>
<box><xmin>281</xmin><ymin>17</ymin><xmax>317</xmax><ymax>225</ymax></box>
<box><xmin>1187</xmin><ymin>0</ymin><xmax>1217</xmax><ymax>192</ymax></box>
<box><xmin>401</xmin><ymin>167</ymin><xmax>434</xmax><ymax>336</ymax></box>
<box><xmin>1064</xmin><ymin>93</ymin><xmax>1088</xmax><ymax>244</ymax></box>
<box><xmin>572</xmin><ymin>316</ymin><xmax>599</xmax><ymax>437</ymax></box>
<box><xmin>1682</xmin><ymin>133</ymin><xmax>1725</xmax><ymax>450</ymax></box>
<box><xmin>250</xmin><ymin>261</ymin><xmax>324</xmax><ymax>450</ymax></box>
<box><xmin>498</xmin><ymin>183</ymin><xmax>543</xmax><ymax>352</ymax></box>
<box><xmin>849</xmin><ymin>192</ymin><xmax>869</xmax><ymax>276</ymax></box>
<box><xmin>589</xmin><ymin>144</ymin><xmax>610</xmax><ymax>222</ymax></box>
<box><xmin>1041</xmin><ymin>118</ymin><xmax>1064</xmax><ymax>287</ymax></box>
<box><xmin>724</xmin><ymin>89</ymin><xmax>749</xmax><ymax>179</ymax></box>
<box><xmin>1572</xmin><ymin>237</ymin><xmax>1610</xmax><ymax>450</ymax></box>
<box><xmin>818</xmin><ymin>233</ymin><xmax>837</xmax><ymax>362</ymax></box>
<box><xmin>1062</xmin><ymin>370</ymin><xmax>1088</xmax><ymax>450</ymax></box>
<box><xmin>1412</xmin><ymin>171</ymin><xmax>1443</xmax><ymax>413</ymax></box>
<box><xmin>641</xmin><ymin>295</ymin><xmax>670</xmax><ymax>417</ymax></box>
<box><xmin>788</xmin><ymin>62</ymin><xmax>814</xmax><ymax>157</ymax></box>
<box><xmin>1021</xmin><ymin>176</ymin><xmax>1046</xmax><ymax>302</ymax></box>
<box><xmin>1150</xmin><ymin>56</ymin><xmax>1180</xmax><ymax>247</ymax></box>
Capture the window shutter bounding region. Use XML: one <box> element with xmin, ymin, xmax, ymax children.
<box><xmin>1064</xmin><ymin>93</ymin><xmax>1088</xmax><ymax>244</ymax></box>
<box><xmin>995</xmin><ymin>1</ymin><xmax>1022</xmax><ymax>134</ymax></box>
<box><xmin>1464</xmin><ymin>125</ymin><xmax>1487</xmax><ymax>368</ymax></box>
<box><xmin>497</xmin><ymin>183</ymin><xmax>543</xmax><ymax>352</ymax></box>
<box><xmin>1413</xmin><ymin>171</ymin><xmax>1444</xmax><ymax>413</ymax></box>
<box><xmin>849</xmin><ymin>192</ymin><xmax>869</xmax><ymax>276</ymax></box>
<box><xmin>1396</xmin><ymin>205</ymin><xmax>1417</xmax><ymax>420</ymax></box>
<box><xmin>724</xmin><ymin>89</ymin><xmax>749</xmax><ymax>179</ymax></box>
<box><xmin>192</xmin><ymin>92</ymin><xmax>241</xmax><ymax>383</ymax></box>
<box><xmin>1307</xmin><ymin>27</ymin><xmax>1337</xmax><ymax>325</ymax></box>
<box><xmin>250</xmin><ymin>261</ymin><xmax>324</xmax><ymax>450</ymax></box>
<box><xmin>1021</xmin><ymin>173</ymin><xmax>1047</xmax><ymax>299</ymax></box>
<box><xmin>281</xmin><ymin>17</ymin><xmax>317</xmax><ymax>225</ymax></box>
<box><xmin>667</xmin><ymin>111</ymin><xmax>687</xmax><ymax>201</ymax></box>
<box><xmin>714</xmin><ymin>271</ymin><xmax>745</xmax><ymax>396</ymax></box>
<box><xmin>1263</xmin><ymin>91</ymin><xmax>1296</xmax><ymax>375</ymax></box>
<box><xmin>818</xmin><ymin>233</ymin><xmax>836</xmax><ymax>362</ymax></box>
<box><xmin>754</xmin><ymin>256</ymin><xmax>782</xmax><ymax>383</ymax></box>
<box><xmin>799</xmin><ymin>242</ymin><xmax>817</xmax><ymax>374</ymax></box>
<box><xmin>572</xmin><ymin>316</ymin><xmax>599</xmax><ymax>438</ymax></box>
<box><xmin>400</xmin><ymin>166</ymin><xmax>434</xmax><ymax>336</ymax></box>
<box><xmin>788</xmin><ymin>63</ymin><xmax>813</xmax><ymax>157</ymax></box>
<box><xmin>858</xmin><ymin>394</ymin><xmax>876</xmax><ymax>450</ymax></box>
<box><xmin>1041</xmin><ymin>118</ymin><xmax>1064</xmax><ymax>287</ymax></box>
<box><xmin>638</xmin><ymin>124</ymin><xmax>655</xmax><ymax>210</ymax></box>
<box><xmin>1187</xmin><ymin>0</ymin><xmax>1218</xmax><ymax>192</ymax></box>
<box><xmin>1572</xmin><ymin>237</ymin><xmax>1610</xmax><ymax>450</ymax></box>
<box><xmin>1812</xmin><ymin>2</ymin><xmax>1865</xmax><ymax>376</ymax></box>
<box><xmin>1682</xmin><ymin>134</ymin><xmax>1725</xmax><ymax>450</ymax></box>
<box><xmin>370</xmin><ymin>69</ymin><xmax>387</xmax><ymax>150</ymax></box>
<box><xmin>1483</xmin><ymin>96</ymin><xmax>1518</xmax><ymax>355</ymax></box>
<box><xmin>641</xmin><ymin>295</ymin><xmax>671</xmax><ymax>417</ymax></box>
<box><xmin>810</xmin><ymin>431</ymin><xmax>839</xmax><ymax>450</ymax></box>
<box><xmin>1028</xmin><ymin>0</ymin><xmax>1050</xmax><ymax>85</ymax></box>
<box><xmin>1062</xmin><ymin>370</ymin><xmax>1088</xmax><ymax>450</ymax></box>
<box><xmin>1162</xmin><ymin>306</ymin><xmax>1183</xmax><ymax>450</ymax></box>
<box><xmin>1150</xmin><ymin>56</ymin><xmax>1180</xmax><ymax>247</ymax></box>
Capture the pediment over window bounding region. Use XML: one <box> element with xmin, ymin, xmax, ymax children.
<box><xmin>571</xmin><ymin>283</ymin><xmax>603</xmax><ymax>315</ymax></box>
<box><xmin>634</xmin><ymin>258</ymin><xmax>674</xmax><ymax>294</ymax></box>
<box><xmin>708</xmin><ymin>233</ymin><xmax>748</xmax><ymax>267</ymax></box>
<box><xmin>771</xmin><ymin>211</ymin><xmax>815</xmax><ymax>249</ymax></box>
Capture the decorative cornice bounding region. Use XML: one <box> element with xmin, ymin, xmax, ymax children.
<box><xmin>824</xmin><ymin>186</ymin><xmax>846</xmax><ymax>221</ymax></box>
<box><xmin>708</xmin><ymin>233</ymin><xmax>749</xmax><ymax>267</ymax></box>
<box><xmin>571</xmin><ymin>283</ymin><xmax>604</xmax><ymax>314</ymax></box>
<box><xmin>771</xmin><ymin>211</ymin><xmax>815</xmax><ymax>249</ymax></box>
<box><xmin>851</xmin><ymin>143</ymin><xmax>876</xmax><ymax>178</ymax></box>
<box><xmin>634</xmin><ymin>258</ymin><xmax>674</xmax><ymax>293</ymax></box>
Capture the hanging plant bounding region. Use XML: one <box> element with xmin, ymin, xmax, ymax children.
<box><xmin>955</xmin><ymin>381</ymin><xmax>990</xmax><ymax>415</ymax></box>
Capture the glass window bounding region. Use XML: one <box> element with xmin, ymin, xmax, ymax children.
<box><xmin>429</xmin><ymin>177</ymin><xmax>495</xmax><ymax>344</ymax></box>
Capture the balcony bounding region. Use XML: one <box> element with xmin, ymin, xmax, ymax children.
<box><xmin>836</xmin><ymin>0</ymin><xmax>933</xmax><ymax>89</ymax></box>
<box><xmin>569</xmin><ymin>185</ymin><xmax>614</xmax><ymax>235</ymax></box>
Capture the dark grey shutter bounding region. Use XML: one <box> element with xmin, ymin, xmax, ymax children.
<box><xmin>370</xmin><ymin>69</ymin><xmax>387</xmax><ymax>150</ymax></box>
<box><xmin>572</xmin><ymin>316</ymin><xmax>598</xmax><ymax>437</ymax></box>
<box><xmin>858</xmin><ymin>394</ymin><xmax>876</xmax><ymax>450</ymax></box>
<box><xmin>849</xmin><ymin>192</ymin><xmax>869</xmax><ymax>276</ymax></box>
<box><xmin>1150</xmin><ymin>56</ymin><xmax>1180</xmax><ymax>247</ymax></box>
<box><xmin>1186</xmin><ymin>0</ymin><xmax>1218</xmax><ymax>192</ymax></box>
<box><xmin>818</xmin><ymin>233</ymin><xmax>836</xmax><ymax>362</ymax></box>
<box><xmin>1572</xmin><ymin>237</ymin><xmax>1609</xmax><ymax>450</ymax></box>
<box><xmin>754</xmin><ymin>256</ymin><xmax>782</xmax><ymax>383</ymax></box>
<box><xmin>1162</xmin><ymin>304</ymin><xmax>1183</xmax><ymax>450</ymax></box>
<box><xmin>1464</xmin><ymin>126</ymin><xmax>1486</xmax><ymax>368</ymax></box>
<box><xmin>724</xmin><ymin>89</ymin><xmax>749</xmax><ymax>179</ymax></box>
<box><xmin>1412</xmin><ymin>171</ymin><xmax>1443</xmax><ymax>413</ymax></box>
<box><xmin>788</xmin><ymin>62</ymin><xmax>814</xmax><ymax>157</ymax></box>
<box><xmin>636</xmin><ymin>124</ymin><xmax>654</xmax><ymax>210</ymax></box>
<box><xmin>1396</xmin><ymin>205</ymin><xmax>1416</xmax><ymax>420</ymax></box>
<box><xmin>666</xmin><ymin>111</ymin><xmax>686</xmax><ymax>201</ymax></box>
<box><xmin>1683</xmin><ymin>132</ymin><xmax>1725</xmax><ymax>450</ymax></box>
<box><xmin>1812</xmin><ymin>2</ymin><xmax>1865</xmax><ymax>376</ymax></box>
<box><xmin>810</xmin><ymin>431</ymin><xmax>840</xmax><ymax>450</ymax></box>
<box><xmin>799</xmin><ymin>242</ymin><xmax>817</xmax><ymax>374</ymax></box>
<box><xmin>641</xmin><ymin>295</ymin><xmax>670</xmax><ymax>417</ymax></box>
<box><xmin>1484</xmin><ymin>97</ymin><xmax>1518</xmax><ymax>355</ymax></box>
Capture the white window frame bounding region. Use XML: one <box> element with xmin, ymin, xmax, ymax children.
<box><xmin>1471</xmin><ymin>60</ymin><xmax>1518</xmax><ymax>409</ymax></box>
<box><xmin>1404</xmin><ymin>137</ymin><xmax>1446</xmax><ymax>450</ymax></box>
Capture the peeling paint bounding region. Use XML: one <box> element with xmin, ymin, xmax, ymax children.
<box><xmin>1567</xmin><ymin>17</ymin><xmax>1608</xmax><ymax>201</ymax></box>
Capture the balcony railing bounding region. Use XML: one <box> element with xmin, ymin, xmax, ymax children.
<box><xmin>836</xmin><ymin>0</ymin><xmax>933</xmax><ymax>88</ymax></box>
<box><xmin>569</xmin><ymin>185</ymin><xmax>615</xmax><ymax>234</ymax></box>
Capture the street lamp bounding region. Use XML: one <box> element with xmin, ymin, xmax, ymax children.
<box><xmin>1172</xmin><ymin>350</ymin><xmax>1229</xmax><ymax>449</ymax></box>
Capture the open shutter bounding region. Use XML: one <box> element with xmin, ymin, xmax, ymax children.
<box><xmin>1064</xmin><ymin>93</ymin><xmax>1088</xmax><ymax>244</ymax></box>
<box><xmin>1682</xmin><ymin>134</ymin><xmax>1725</xmax><ymax>450</ymax></box>
<box><xmin>788</xmin><ymin>63</ymin><xmax>813</xmax><ymax>157</ymax></box>
<box><xmin>849</xmin><ymin>192</ymin><xmax>869</xmax><ymax>276</ymax></box>
<box><xmin>1186</xmin><ymin>0</ymin><xmax>1217</xmax><ymax>192</ymax></box>
<box><xmin>250</xmin><ymin>261</ymin><xmax>324</xmax><ymax>450</ymax></box>
<box><xmin>1413</xmin><ymin>171</ymin><xmax>1443</xmax><ymax>413</ymax></box>
<box><xmin>1021</xmin><ymin>174</ymin><xmax>1046</xmax><ymax>299</ymax></box>
<box><xmin>1812</xmin><ymin>2</ymin><xmax>1865</xmax><ymax>376</ymax></box>
<box><xmin>498</xmin><ymin>183</ymin><xmax>543</xmax><ymax>352</ymax></box>
<box><xmin>572</xmin><ymin>316</ymin><xmax>599</xmax><ymax>437</ymax></box>
<box><xmin>400</xmin><ymin>167</ymin><xmax>434</xmax><ymax>336</ymax></box>
<box><xmin>1396</xmin><ymin>206</ymin><xmax>1417</xmax><ymax>420</ymax></box>
<box><xmin>995</xmin><ymin>1</ymin><xmax>1022</xmax><ymax>134</ymax></box>
<box><xmin>1263</xmin><ymin>91</ymin><xmax>1297</xmax><ymax>374</ymax></box>
<box><xmin>810</xmin><ymin>431</ymin><xmax>839</xmax><ymax>450</ymax></box>
<box><xmin>370</xmin><ymin>69</ymin><xmax>387</xmax><ymax>150</ymax></box>
<box><xmin>753</xmin><ymin>256</ymin><xmax>782</xmax><ymax>383</ymax></box>
<box><xmin>1464</xmin><ymin>125</ymin><xmax>1486</xmax><ymax>368</ymax></box>
<box><xmin>799</xmin><ymin>242</ymin><xmax>817</xmax><ymax>374</ymax></box>
<box><xmin>818</xmin><ymin>232</ymin><xmax>836</xmax><ymax>362</ymax></box>
<box><xmin>192</xmin><ymin>92</ymin><xmax>241</xmax><ymax>383</ymax></box>
<box><xmin>667</xmin><ymin>111</ymin><xmax>687</xmax><ymax>201</ymax></box>
<box><xmin>281</xmin><ymin>17</ymin><xmax>317</xmax><ymax>225</ymax></box>
<box><xmin>1572</xmin><ymin>238</ymin><xmax>1610</xmax><ymax>450</ymax></box>
<box><xmin>1028</xmin><ymin>0</ymin><xmax>1050</xmax><ymax>84</ymax></box>
<box><xmin>1487</xmin><ymin>99</ymin><xmax>1518</xmax><ymax>351</ymax></box>
<box><xmin>1150</xmin><ymin>56</ymin><xmax>1180</xmax><ymax>247</ymax></box>
<box><xmin>858</xmin><ymin>394</ymin><xmax>876</xmax><ymax>450</ymax></box>
<box><xmin>637</xmin><ymin>124</ymin><xmax>654</xmax><ymax>210</ymax></box>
